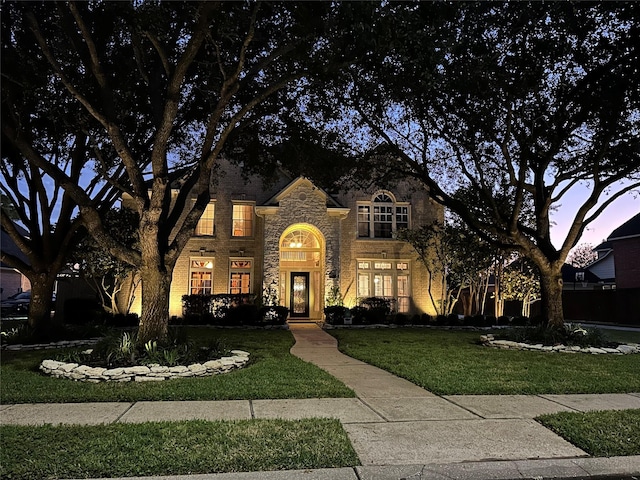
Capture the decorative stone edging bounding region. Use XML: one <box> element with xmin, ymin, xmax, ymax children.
<box><xmin>480</xmin><ymin>334</ymin><xmax>640</xmax><ymax>355</ymax></box>
<box><xmin>1</xmin><ymin>338</ymin><xmax>102</xmax><ymax>351</ymax></box>
<box><xmin>39</xmin><ymin>350</ymin><xmax>250</xmax><ymax>383</ymax></box>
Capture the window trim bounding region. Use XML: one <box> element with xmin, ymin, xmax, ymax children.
<box><xmin>356</xmin><ymin>258</ymin><xmax>411</xmax><ymax>313</ymax></box>
<box><xmin>189</xmin><ymin>257</ymin><xmax>214</xmax><ymax>295</ymax></box>
<box><xmin>229</xmin><ymin>258</ymin><xmax>253</xmax><ymax>294</ymax></box>
<box><xmin>357</xmin><ymin>191</ymin><xmax>410</xmax><ymax>239</ymax></box>
<box><xmin>231</xmin><ymin>202</ymin><xmax>255</xmax><ymax>238</ymax></box>
<box><xmin>194</xmin><ymin>201</ymin><xmax>216</xmax><ymax>237</ymax></box>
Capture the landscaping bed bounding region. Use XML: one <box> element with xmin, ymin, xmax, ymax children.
<box><xmin>0</xmin><ymin>329</ymin><xmax>355</xmax><ymax>403</ymax></box>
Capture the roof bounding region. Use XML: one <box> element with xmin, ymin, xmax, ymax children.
<box><xmin>561</xmin><ymin>263</ymin><xmax>601</xmax><ymax>283</ymax></box>
<box><xmin>593</xmin><ymin>240</ymin><xmax>612</xmax><ymax>252</ymax></box>
<box><xmin>608</xmin><ymin>212</ymin><xmax>640</xmax><ymax>241</ymax></box>
<box><xmin>262</xmin><ymin>176</ymin><xmax>344</xmax><ymax>208</ymax></box>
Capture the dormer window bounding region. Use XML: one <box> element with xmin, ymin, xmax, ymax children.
<box><xmin>357</xmin><ymin>191</ymin><xmax>410</xmax><ymax>239</ymax></box>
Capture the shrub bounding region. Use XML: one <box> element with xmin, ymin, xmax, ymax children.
<box><xmin>324</xmin><ymin>306</ymin><xmax>348</xmax><ymax>325</ymax></box>
<box><xmin>497</xmin><ymin>324</ymin><xmax>612</xmax><ymax>348</ymax></box>
<box><xmin>435</xmin><ymin>314</ymin><xmax>447</xmax><ymax>326</ymax></box>
<box><xmin>182</xmin><ymin>294</ymin><xmax>261</xmax><ymax>325</ymax></box>
<box><xmin>258</xmin><ymin>306</ymin><xmax>289</xmax><ymax>325</ymax></box>
<box><xmin>394</xmin><ymin>314</ymin><xmax>409</xmax><ymax>325</ymax></box>
<box><xmin>358</xmin><ymin>297</ymin><xmax>392</xmax><ymax>324</ymax></box>
<box><xmin>58</xmin><ymin>329</ymin><xmax>232</xmax><ymax>368</ymax></box>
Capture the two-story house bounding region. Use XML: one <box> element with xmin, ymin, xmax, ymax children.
<box><xmin>126</xmin><ymin>159</ymin><xmax>444</xmax><ymax>322</ymax></box>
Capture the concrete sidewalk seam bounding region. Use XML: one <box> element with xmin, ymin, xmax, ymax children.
<box><xmin>114</xmin><ymin>403</ymin><xmax>136</xmax><ymax>424</ymax></box>
<box><xmin>534</xmin><ymin>394</ymin><xmax>582</xmax><ymax>414</ymax></box>
<box><xmin>356</xmin><ymin>397</ymin><xmax>390</xmax><ymax>422</ymax></box>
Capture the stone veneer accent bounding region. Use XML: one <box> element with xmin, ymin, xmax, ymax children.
<box><xmin>39</xmin><ymin>350</ymin><xmax>250</xmax><ymax>383</ymax></box>
<box><xmin>480</xmin><ymin>334</ymin><xmax>640</xmax><ymax>355</ymax></box>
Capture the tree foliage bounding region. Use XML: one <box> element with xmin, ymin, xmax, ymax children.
<box><xmin>567</xmin><ymin>243</ymin><xmax>598</xmax><ymax>268</ymax></box>
<box><xmin>397</xmin><ymin>218</ymin><xmax>495</xmax><ymax>316</ymax></box>
<box><xmin>70</xmin><ymin>208</ymin><xmax>140</xmax><ymax>316</ymax></box>
<box><xmin>314</xmin><ymin>2</ymin><xmax>640</xmax><ymax>327</ymax></box>
<box><xmin>2</xmin><ymin>1</ymin><xmax>367</xmax><ymax>343</ymax></box>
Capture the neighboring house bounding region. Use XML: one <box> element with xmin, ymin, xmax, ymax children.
<box><xmin>0</xmin><ymin>225</ymin><xmax>31</xmax><ymax>301</ymax></box>
<box><xmin>561</xmin><ymin>263</ymin><xmax>603</xmax><ymax>291</ymax></box>
<box><xmin>563</xmin><ymin>212</ymin><xmax>640</xmax><ymax>325</ymax></box>
<box><xmin>607</xmin><ymin>212</ymin><xmax>640</xmax><ymax>289</ymax></box>
<box><xmin>585</xmin><ymin>240</ymin><xmax>616</xmax><ymax>287</ymax></box>
<box><xmin>126</xmin><ymin>159</ymin><xmax>444</xmax><ymax>321</ymax></box>
<box><xmin>585</xmin><ymin>212</ymin><xmax>640</xmax><ymax>289</ymax></box>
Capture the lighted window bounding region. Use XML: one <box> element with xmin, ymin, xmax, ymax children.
<box><xmin>232</xmin><ymin>204</ymin><xmax>254</xmax><ymax>237</ymax></box>
<box><xmin>280</xmin><ymin>229</ymin><xmax>321</xmax><ymax>268</ymax></box>
<box><xmin>357</xmin><ymin>192</ymin><xmax>410</xmax><ymax>239</ymax></box>
<box><xmin>229</xmin><ymin>259</ymin><xmax>252</xmax><ymax>294</ymax></box>
<box><xmin>357</xmin><ymin>205</ymin><xmax>370</xmax><ymax>237</ymax></box>
<box><xmin>195</xmin><ymin>202</ymin><xmax>215</xmax><ymax>236</ymax></box>
<box><xmin>190</xmin><ymin>259</ymin><xmax>214</xmax><ymax>294</ymax></box>
<box><xmin>357</xmin><ymin>259</ymin><xmax>411</xmax><ymax>312</ymax></box>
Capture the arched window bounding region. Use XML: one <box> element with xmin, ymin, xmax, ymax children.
<box><xmin>280</xmin><ymin>229</ymin><xmax>321</xmax><ymax>267</ymax></box>
<box><xmin>357</xmin><ymin>191</ymin><xmax>410</xmax><ymax>239</ymax></box>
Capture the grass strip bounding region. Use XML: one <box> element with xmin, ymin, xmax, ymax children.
<box><xmin>1</xmin><ymin>329</ymin><xmax>355</xmax><ymax>403</ymax></box>
<box><xmin>0</xmin><ymin>418</ymin><xmax>360</xmax><ymax>480</ymax></box>
<box><xmin>536</xmin><ymin>409</ymin><xmax>640</xmax><ymax>457</ymax></box>
<box><xmin>330</xmin><ymin>328</ymin><xmax>640</xmax><ymax>395</ymax></box>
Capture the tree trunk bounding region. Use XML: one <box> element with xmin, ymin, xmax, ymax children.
<box><xmin>137</xmin><ymin>265</ymin><xmax>171</xmax><ymax>345</ymax></box>
<box><xmin>539</xmin><ymin>267</ymin><xmax>564</xmax><ymax>329</ymax></box>
<box><xmin>28</xmin><ymin>274</ymin><xmax>58</xmax><ymax>337</ymax></box>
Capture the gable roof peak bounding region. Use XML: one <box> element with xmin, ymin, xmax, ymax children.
<box><xmin>608</xmin><ymin>212</ymin><xmax>640</xmax><ymax>241</ymax></box>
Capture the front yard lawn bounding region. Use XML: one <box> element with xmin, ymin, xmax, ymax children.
<box><xmin>537</xmin><ymin>409</ymin><xmax>640</xmax><ymax>457</ymax></box>
<box><xmin>1</xmin><ymin>329</ymin><xmax>355</xmax><ymax>404</ymax></box>
<box><xmin>0</xmin><ymin>418</ymin><xmax>359</xmax><ymax>480</ymax></box>
<box><xmin>329</xmin><ymin>328</ymin><xmax>640</xmax><ymax>395</ymax></box>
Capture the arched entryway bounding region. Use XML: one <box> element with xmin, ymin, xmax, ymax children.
<box><xmin>279</xmin><ymin>225</ymin><xmax>325</xmax><ymax>321</ymax></box>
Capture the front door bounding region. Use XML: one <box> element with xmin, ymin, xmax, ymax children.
<box><xmin>290</xmin><ymin>272</ymin><xmax>310</xmax><ymax>317</ymax></box>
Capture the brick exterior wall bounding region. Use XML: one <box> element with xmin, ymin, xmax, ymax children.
<box><xmin>126</xmin><ymin>158</ymin><xmax>444</xmax><ymax>319</ymax></box>
<box><xmin>613</xmin><ymin>237</ymin><xmax>640</xmax><ymax>289</ymax></box>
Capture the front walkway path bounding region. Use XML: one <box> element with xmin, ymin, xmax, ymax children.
<box><xmin>288</xmin><ymin>323</ymin><xmax>640</xmax><ymax>471</ymax></box>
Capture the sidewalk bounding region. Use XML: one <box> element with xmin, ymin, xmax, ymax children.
<box><xmin>2</xmin><ymin>323</ymin><xmax>639</xmax><ymax>480</ymax></box>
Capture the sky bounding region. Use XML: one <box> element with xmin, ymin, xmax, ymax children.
<box><xmin>550</xmin><ymin>183</ymin><xmax>639</xmax><ymax>250</ymax></box>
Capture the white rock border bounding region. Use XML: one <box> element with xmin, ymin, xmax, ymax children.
<box><xmin>480</xmin><ymin>334</ymin><xmax>640</xmax><ymax>355</ymax></box>
<box><xmin>39</xmin><ymin>350</ymin><xmax>250</xmax><ymax>382</ymax></box>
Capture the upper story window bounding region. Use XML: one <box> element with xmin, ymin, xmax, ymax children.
<box><xmin>357</xmin><ymin>192</ymin><xmax>410</xmax><ymax>239</ymax></box>
<box><xmin>195</xmin><ymin>202</ymin><xmax>215</xmax><ymax>236</ymax></box>
<box><xmin>232</xmin><ymin>204</ymin><xmax>254</xmax><ymax>237</ymax></box>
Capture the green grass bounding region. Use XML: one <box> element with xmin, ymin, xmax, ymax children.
<box><xmin>0</xmin><ymin>419</ymin><xmax>360</xmax><ymax>480</ymax></box>
<box><xmin>537</xmin><ymin>409</ymin><xmax>640</xmax><ymax>457</ymax></box>
<box><xmin>329</xmin><ymin>328</ymin><xmax>640</xmax><ymax>395</ymax></box>
<box><xmin>597</xmin><ymin>328</ymin><xmax>640</xmax><ymax>345</ymax></box>
<box><xmin>1</xmin><ymin>329</ymin><xmax>355</xmax><ymax>403</ymax></box>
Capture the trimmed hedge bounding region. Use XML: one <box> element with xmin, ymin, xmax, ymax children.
<box><xmin>181</xmin><ymin>294</ymin><xmax>288</xmax><ymax>326</ymax></box>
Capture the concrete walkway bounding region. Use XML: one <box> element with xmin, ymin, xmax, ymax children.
<box><xmin>2</xmin><ymin>323</ymin><xmax>640</xmax><ymax>480</ymax></box>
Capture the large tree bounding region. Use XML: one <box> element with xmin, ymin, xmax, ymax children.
<box><xmin>2</xmin><ymin>1</ymin><xmax>365</xmax><ymax>343</ymax></box>
<box><xmin>317</xmin><ymin>3</ymin><xmax>640</xmax><ymax>328</ymax></box>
